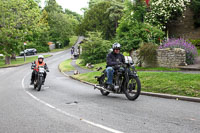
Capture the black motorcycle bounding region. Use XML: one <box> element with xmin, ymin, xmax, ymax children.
<box><xmin>94</xmin><ymin>56</ymin><xmax>141</xmax><ymax>100</ymax></box>
<box><xmin>33</xmin><ymin>66</ymin><xmax>49</xmax><ymax>91</ymax></box>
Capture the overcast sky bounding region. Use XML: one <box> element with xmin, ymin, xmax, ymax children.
<box><xmin>41</xmin><ymin>0</ymin><xmax>89</xmax><ymax>15</ymax></box>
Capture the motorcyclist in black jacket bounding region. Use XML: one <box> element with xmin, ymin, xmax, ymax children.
<box><xmin>106</xmin><ymin>43</ymin><xmax>125</xmax><ymax>90</ymax></box>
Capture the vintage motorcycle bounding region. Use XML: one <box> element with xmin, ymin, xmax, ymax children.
<box><xmin>94</xmin><ymin>56</ymin><xmax>141</xmax><ymax>100</ymax></box>
<box><xmin>33</xmin><ymin>66</ymin><xmax>49</xmax><ymax>91</ymax></box>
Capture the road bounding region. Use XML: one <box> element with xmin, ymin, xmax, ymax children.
<box><xmin>0</xmin><ymin>47</ymin><xmax>200</xmax><ymax>133</ymax></box>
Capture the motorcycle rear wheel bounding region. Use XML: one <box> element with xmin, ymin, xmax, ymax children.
<box><xmin>124</xmin><ymin>76</ymin><xmax>141</xmax><ymax>100</ymax></box>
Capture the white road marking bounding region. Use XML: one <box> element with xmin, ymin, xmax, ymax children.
<box><xmin>22</xmin><ymin>74</ymin><xmax>124</xmax><ymax>133</ymax></box>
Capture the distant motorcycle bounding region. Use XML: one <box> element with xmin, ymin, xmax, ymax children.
<box><xmin>33</xmin><ymin>66</ymin><xmax>49</xmax><ymax>91</ymax></box>
<box><xmin>94</xmin><ymin>56</ymin><xmax>141</xmax><ymax>100</ymax></box>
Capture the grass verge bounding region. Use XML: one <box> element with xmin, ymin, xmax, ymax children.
<box><xmin>0</xmin><ymin>55</ymin><xmax>51</xmax><ymax>68</ymax></box>
<box><xmin>59</xmin><ymin>59</ymin><xmax>75</xmax><ymax>72</ymax></box>
<box><xmin>73</xmin><ymin>71</ymin><xmax>200</xmax><ymax>98</ymax></box>
<box><xmin>76</xmin><ymin>59</ymin><xmax>181</xmax><ymax>71</ymax></box>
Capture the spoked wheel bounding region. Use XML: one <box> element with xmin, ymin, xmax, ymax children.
<box><xmin>124</xmin><ymin>77</ymin><xmax>141</xmax><ymax>100</ymax></box>
<box><xmin>99</xmin><ymin>74</ymin><xmax>110</xmax><ymax>96</ymax></box>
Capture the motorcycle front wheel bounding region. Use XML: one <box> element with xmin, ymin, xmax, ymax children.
<box><xmin>37</xmin><ymin>76</ymin><xmax>43</xmax><ymax>91</ymax></box>
<box><xmin>99</xmin><ymin>74</ymin><xmax>110</xmax><ymax>96</ymax></box>
<box><xmin>124</xmin><ymin>76</ymin><xmax>141</xmax><ymax>100</ymax></box>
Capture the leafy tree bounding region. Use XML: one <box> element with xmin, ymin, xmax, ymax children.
<box><xmin>0</xmin><ymin>0</ymin><xmax>41</xmax><ymax>64</ymax></box>
<box><xmin>77</xmin><ymin>1</ymin><xmax>115</xmax><ymax>39</ymax></box>
<box><xmin>65</xmin><ymin>9</ymin><xmax>82</xmax><ymax>22</ymax></box>
<box><xmin>106</xmin><ymin>0</ymin><xmax>124</xmax><ymax>32</ymax></box>
<box><xmin>81</xmin><ymin>32</ymin><xmax>111</xmax><ymax>64</ymax></box>
<box><xmin>116</xmin><ymin>0</ymin><xmax>164</xmax><ymax>53</ymax></box>
<box><xmin>44</xmin><ymin>0</ymin><xmax>63</xmax><ymax>13</ymax></box>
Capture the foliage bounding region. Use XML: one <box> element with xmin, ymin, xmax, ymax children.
<box><xmin>190</xmin><ymin>0</ymin><xmax>200</xmax><ymax>28</ymax></box>
<box><xmin>116</xmin><ymin>0</ymin><xmax>164</xmax><ymax>52</ymax></box>
<box><xmin>77</xmin><ymin>0</ymin><xmax>123</xmax><ymax>39</ymax></box>
<box><xmin>159</xmin><ymin>38</ymin><xmax>198</xmax><ymax>65</ymax></box>
<box><xmin>80</xmin><ymin>32</ymin><xmax>111</xmax><ymax>64</ymax></box>
<box><xmin>44</xmin><ymin>0</ymin><xmax>78</xmax><ymax>46</ymax></box>
<box><xmin>138</xmin><ymin>43</ymin><xmax>158</xmax><ymax>66</ymax></box>
<box><xmin>145</xmin><ymin>0</ymin><xmax>191</xmax><ymax>29</ymax></box>
<box><xmin>0</xmin><ymin>0</ymin><xmax>41</xmax><ymax>64</ymax></box>
<box><xmin>189</xmin><ymin>39</ymin><xmax>200</xmax><ymax>49</ymax></box>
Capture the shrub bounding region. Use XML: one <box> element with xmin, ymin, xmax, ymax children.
<box><xmin>160</xmin><ymin>38</ymin><xmax>198</xmax><ymax>65</ymax></box>
<box><xmin>138</xmin><ymin>43</ymin><xmax>158</xmax><ymax>67</ymax></box>
<box><xmin>80</xmin><ymin>32</ymin><xmax>111</xmax><ymax>64</ymax></box>
<box><xmin>189</xmin><ymin>39</ymin><xmax>200</xmax><ymax>49</ymax></box>
<box><xmin>25</xmin><ymin>42</ymin><xmax>49</xmax><ymax>53</ymax></box>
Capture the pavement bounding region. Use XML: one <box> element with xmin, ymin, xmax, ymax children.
<box><xmin>62</xmin><ymin>58</ymin><xmax>200</xmax><ymax>103</ymax></box>
<box><xmin>178</xmin><ymin>56</ymin><xmax>200</xmax><ymax>71</ymax></box>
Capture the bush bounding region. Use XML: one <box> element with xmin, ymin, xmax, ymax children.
<box><xmin>160</xmin><ymin>38</ymin><xmax>198</xmax><ymax>65</ymax></box>
<box><xmin>138</xmin><ymin>43</ymin><xmax>158</xmax><ymax>67</ymax></box>
<box><xmin>80</xmin><ymin>32</ymin><xmax>111</xmax><ymax>64</ymax></box>
<box><xmin>25</xmin><ymin>42</ymin><xmax>49</xmax><ymax>53</ymax></box>
<box><xmin>189</xmin><ymin>39</ymin><xmax>200</xmax><ymax>49</ymax></box>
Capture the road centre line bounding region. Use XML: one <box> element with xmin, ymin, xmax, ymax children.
<box><xmin>22</xmin><ymin>74</ymin><xmax>124</xmax><ymax>133</ymax></box>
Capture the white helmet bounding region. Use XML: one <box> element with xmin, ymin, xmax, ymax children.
<box><xmin>112</xmin><ymin>43</ymin><xmax>121</xmax><ymax>50</ymax></box>
<box><xmin>38</xmin><ymin>55</ymin><xmax>44</xmax><ymax>59</ymax></box>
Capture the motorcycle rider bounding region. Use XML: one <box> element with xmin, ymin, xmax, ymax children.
<box><xmin>106</xmin><ymin>43</ymin><xmax>125</xmax><ymax>90</ymax></box>
<box><xmin>30</xmin><ymin>55</ymin><xmax>49</xmax><ymax>85</ymax></box>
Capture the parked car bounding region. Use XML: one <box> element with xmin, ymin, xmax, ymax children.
<box><xmin>20</xmin><ymin>48</ymin><xmax>37</xmax><ymax>56</ymax></box>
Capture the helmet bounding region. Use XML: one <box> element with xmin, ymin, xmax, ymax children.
<box><xmin>38</xmin><ymin>55</ymin><xmax>44</xmax><ymax>63</ymax></box>
<box><xmin>112</xmin><ymin>43</ymin><xmax>121</xmax><ymax>50</ymax></box>
<box><xmin>38</xmin><ymin>55</ymin><xmax>44</xmax><ymax>59</ymax></box>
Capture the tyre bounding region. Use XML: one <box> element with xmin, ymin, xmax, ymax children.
<box><xmin>99</xmin><ymin>74</ymin><xmax>110</xmax><ymax>96</ymax></box>
<box><xmin>37</xmin><ymin>77</ymin><xmax>43</xmax><ymax>91</ymax></box>
<box><xmin>124</xmin><ymin>77</ymin><xmax>141</xmax><ymax>100</ymax></box>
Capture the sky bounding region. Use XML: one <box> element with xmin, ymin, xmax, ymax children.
<box><xmin>41</xmin><ymin>0</ymin><xmax>89</xmax><ymax>15</ymax></box>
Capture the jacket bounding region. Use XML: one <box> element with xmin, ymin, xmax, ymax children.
<box><xmin>106</xmin><ymin>52</ymin><xmax>125</xmax><ymax>68</ymax></box>
<box><xmin>32</xmin><ymin>60</ymin><xmax>48</xmax><ymax>72</ymax></box>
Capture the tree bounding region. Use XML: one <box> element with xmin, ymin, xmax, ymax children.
<box><xmin>81</xmin><ymin>32</ymin><xmax>111</xmax><ymax>64</ymax></box>
<box><xmin>116</xmin><ymin>0</ymin><xmax>164</xmax><ymax>53</ymax></box>
<box><xmin>77</xmin><ymin>1</ymin><xmax>115</xmax><ymax>39</ymax></box>
<box><xmin>0</xmin><ymin>0</ymin><xmax>41</xmax><ymax>64</ymax></box>
<box><xmin>106</xmin><ymin>0</ymin><xmax>124</xmax><ymax>32</ymax></box>
<box><xmin>44</xmin><ymin>0</ymin><xmax>63</xmax><ymax>13</ymax></box>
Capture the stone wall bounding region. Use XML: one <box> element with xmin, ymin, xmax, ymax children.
<box><xmin>157</xmin><ymin>48</ymin><xmax>186</xmax><ymax>68</ymax></box>
<box><xmin>168</xmin><ymin>8</ymin><xmax>200</xmax><ymax>40</ymax></box>
<box><xmin>132</xmin><ymin>48</ymin><xmax>186</xmax><ymax>68</ymax></box>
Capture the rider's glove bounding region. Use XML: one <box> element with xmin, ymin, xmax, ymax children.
<box><xmin>46</xmin><ymin>69</ymin><xmax>49</xmax><ymax>72</ymax></box>
<box><xmin>118</xmin><ymin>62</ymin><xmax>123</xmax><ymax>65</ymax></box>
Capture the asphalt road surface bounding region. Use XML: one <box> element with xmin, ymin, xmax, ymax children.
<box><xmin>0</xmin><ymin>48</ymin><xmax>200</xmax><ymax>133</ymax></box>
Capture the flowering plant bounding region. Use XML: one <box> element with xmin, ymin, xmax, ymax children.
<box><xmin>145</xmin><ymin>0</ymin><xmax>191</xmax><ymax>29</ymax></box>
<box><xmin>159</xmin><ymin>38</ymin><xmax>198</xmax><ymax>64</ymax></box>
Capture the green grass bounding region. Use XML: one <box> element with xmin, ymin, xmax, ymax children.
<box><xmin>59</xmin><ymin>59</ymin><xmax>75</xmax><ymax>72</ymax></box>
<box><xmin>135</xmin><ymin>66</ymin><xmax>181</xmax><ymax>71</ymax></box>
<box><xmin>76</xmin><ymin>59</ymin><xmax>181</xmax><ymax>71</ymax></box>
<box><xmin>76</xmin><ymin>59</ymin><xmax>106</xmax><ymax>71</ymax></box>
<box><xmin>0</xmin><ymin>55</ymin><xmax>51</xmax><ymax>68</ymax></box>
<box><xmin>197</xmin><ymin>49</ymin><xmax>200</xmax><ymax>55</ymax></box>
<box><xmin>73</xmin><ymin>71</ymin><xmax>200</xmax><ymax>98</ymax></box>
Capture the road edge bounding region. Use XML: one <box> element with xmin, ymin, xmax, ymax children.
<box><xmin>59</xmin><ymin>67</ymin><xmax>200</xmax><ymax>103</ymax></box>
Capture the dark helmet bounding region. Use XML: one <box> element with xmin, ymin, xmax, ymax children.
<box><xmin>112</xmin><ymin>43</ymin><xmax>121</xmax><ymax>50</ymax></box>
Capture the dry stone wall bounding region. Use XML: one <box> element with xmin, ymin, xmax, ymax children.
<box><xmin>132</xmin><ymin>48</ymin><xmax>186</xmax><ymax>68</ymax></box>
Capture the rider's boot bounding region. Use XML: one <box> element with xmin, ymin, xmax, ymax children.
<box><xmin>107</xmin><ymin>84</ymin><xmax>114</xmax><ymax>91</ymax></box>
<box><xmin>30</xmin><ymin>80</ymin><xmax>34</xmax><ymax>85</ymax></box>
